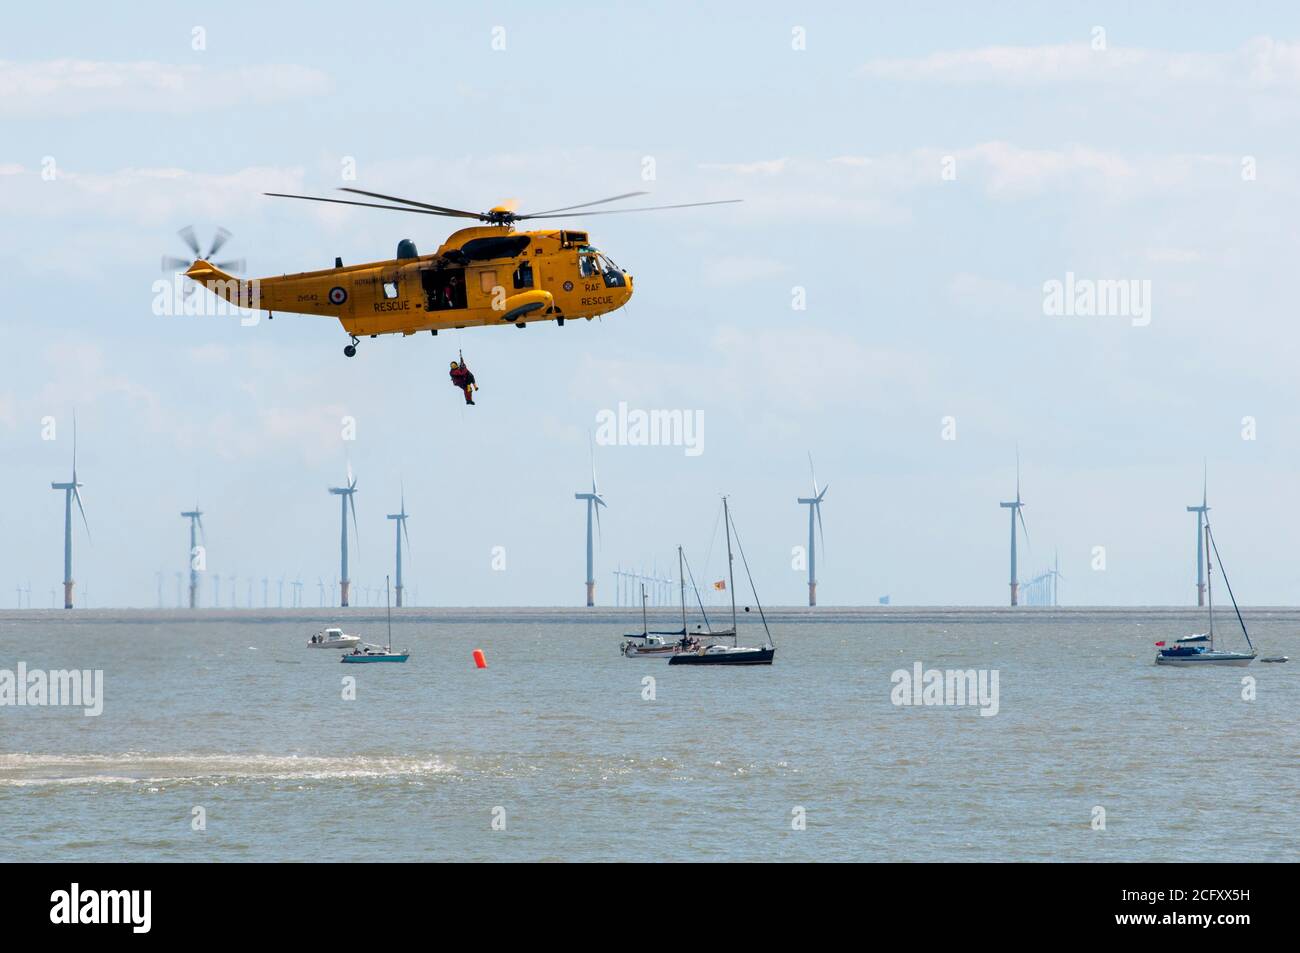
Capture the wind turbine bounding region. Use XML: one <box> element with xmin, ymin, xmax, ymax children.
<box><xmin>328</xmin><ymin>464</ymin><xmax>360</xmax><ymax>607</ymax></box>
<box><xmin>1186</xmin><ymin>465</ymin><xmax>1209</xmax><ymax>607</ymax></box>
<box><xmin>50</xmin><ymin>417</ymin><xmax>90</xmax><ymax>609</ymax></box>
<box><xmin>574</xmin><ymin>441</ymin><xmax>607</xmax><ymax>607</ymax></box>
<box><xmin>796</xmin><ymin>452</ymin><xmax>828</xmax><ymax>607</ymax></box>
<box><xmin>181</xmin><ymin>504</ymin><xmax>204</xmax><ymax>609</ymax></box>
<box><xmin>387</xmin><ymin>485</ymin><xmax>411</xmax><ymax>608</ymax></box>
<box><xmin>999</xmin><ymin>451</ymin><xmax>1029</xmax><ymax>606</ymax></box>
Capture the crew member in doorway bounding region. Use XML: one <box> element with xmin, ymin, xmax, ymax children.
<box><xmin>449</xmin><ymin>359</ymin><xmax>477</xmax><ymax>405</ymax></box>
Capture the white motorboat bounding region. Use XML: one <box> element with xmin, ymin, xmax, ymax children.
<box><xmin>308</xmin><ymin>627</ymin><xmax>361</xmax><ymax>650</ymax></box>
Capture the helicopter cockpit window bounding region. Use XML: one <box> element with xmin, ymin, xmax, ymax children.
<box><xmin>579</xmin><ymin>254</ymin><xmax>601</xmax><ymax>278</ymax></box>
<box><xmin>597</xmin><ymin>254</ymin><xmax>626</xmax><ymax>288</ymax></box>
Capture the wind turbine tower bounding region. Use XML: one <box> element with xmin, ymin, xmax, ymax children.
<box><xmin>1186</xmin><ymin>469</ymin><xmax>1209</xmax><ymax>607</ymax></box>
<box><xmin>328</xmin><ymin>465</ymin><xmax>360</xmax><ymax>607</ymax></box>
<box><xmin>999</xmin><ymin>452</ymin><xmax>1029</xmax><ymax>607</ymax></box>
<box><xmin>574</xmin><ymin>444</ymin><xmax>607</xmax><ymax>607</ymax></box>
<box><xmin>180</xmin><ymin>505</ymin><xmax>204</xmax><ymax>609</ymax></box>
<box><xmin>796</xmin><ymin>453</ymin><xmax>828</xmax><ymax>607</ymax></box>
<box><xmin>49</xmin><ymin>419</ymin><xmax>90</xmax><ymax>609</ymax></box>
<box><xmin>387</xmin><ymin>487</ymin><xmax>411</xmax><ymax>608</ymax></box>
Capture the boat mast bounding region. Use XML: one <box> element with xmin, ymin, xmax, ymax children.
<box><xmin>723</xmin><ymin>496</ymin><xmax>738</xmax><ymax>646</ymax></box>
<box><xmin>678</xmin><ymin>545</ymin><xmax>687</xmax><ymax>635</ymax></box>
<box><xmin>1206</xmin><ymin>521</ymin><xmax>1254</xmax><ymax>654</ymax></box>
<box><xmin>1204</xmin><ymin>524</ymin><xmax>1214</xmax><ymax>650</ymax></box>
<box><xmin>640</xmin><ymin>583</ymin><xmax>648</xmax><ymax>637</ymax></box>
<box><xmin>385</xmin><ymin>574</ymin><xmax>392</xmax><ymax>653</ymax></box>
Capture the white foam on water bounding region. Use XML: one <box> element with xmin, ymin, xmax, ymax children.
<box><xmin>0</xmin><ymin>752</ymin><xmax>455</xmax><ymax>786</ymax></box>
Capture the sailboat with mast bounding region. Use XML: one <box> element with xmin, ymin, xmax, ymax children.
<box><xmin>670</xmin><ymin>497</ymin><xmax>775</xmax><ymax>666</ymax></box>
<box><xmin>1155</xmin><ymin>519</ymin><xmax>1255</xmax><ymax>667</ymax></box>
<box><xmin>620</xmin><ymin>581</ymin><xmax>686</xmax><ymax>658</ymax></box>
<box><xmin>341</xmin><ymin>576</ymin><xmax>410</xmax><ymax>663</ymax></box>
<box><xmin>621</xmin><ymin>547</ymin><xmax>718</xmax><ymax>657</ymax></box>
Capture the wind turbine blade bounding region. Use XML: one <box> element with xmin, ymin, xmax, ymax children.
<box><xmin>402</xmin><ymin>518</ymin><xmax>411</xmax><ymax>550</ymax></box>
<box><xmin>349</xmin><ymin>494</ymin><xmax>360</xmax><ymax>558</ymax></box>
<box><xmin>73</xmin><ymin>487</ymin><xmax>91</xmax><ymax>542</ymax></box>
<box><xmin>816</xmin><ymin>482</ymin><xmax>828</xmax><ymax>502</ymax></box>
<box><xmin>1017</xmin><ymin>507</ymin><xmax>1030</xmax><ymax>548</ymax></box>
<box><xmin>594</xmin><ymin>498</ymin><xmax>603</xmax><ymax>546</ymax></box>
<box><xmin>807</xmin><ymin>451</ymin><xmax>818</xmax><ymax>496</ymax></box>
<box><xmin>816</xmin><ymin>503</ymin><xmax>825</xmax><ymax>560</ymax></box>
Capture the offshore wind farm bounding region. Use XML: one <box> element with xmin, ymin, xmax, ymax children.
<box><xmin>20</xmin><ymin>424</ymin><xmax>1239</xmax><ymax>611</ymax></box>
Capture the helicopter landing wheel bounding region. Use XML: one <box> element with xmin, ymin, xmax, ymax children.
<box><xmin>515</xmin><ymin>322</ymin><xmax>526</xmax><ymax>329</ymax></box>
<box><xmin>344</xmin><ymin>345</ymin><xmax>357</xmax><ymax>357</ymax></box>
<box><xmin>556</xmin><ymin>317</ymin><xmax>565</xmax><ymax>326</ymax></box>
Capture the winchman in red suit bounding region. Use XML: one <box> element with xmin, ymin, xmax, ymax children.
<box><xmin>449</xmin><ymin>359</ymin><xmax>477</xmax><ymax>405</ymax></box>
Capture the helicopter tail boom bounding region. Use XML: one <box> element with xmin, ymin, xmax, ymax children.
<box><xmin>184</xmin><ymin>260</ymin><xmax>262</xmax><ymax>310</ymax></box>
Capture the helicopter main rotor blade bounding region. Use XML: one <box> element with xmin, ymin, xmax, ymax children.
<box><xmin>177</xmin><ymin>225</ymin><xmax>200</xmax><ymax>257</ymax></box>
<box><xmin>213</xmin><ymin>258</ymin><xmax>245</xmax><ymax>273</ymax></box>
<box><xmin>161</xmin><ymin>255</ymin><xmax>192</xmax><ymax>272</ymax></box>
<box><xmin>338</xmin><ymin>188</ymin><xmax>483</xmax><ymax>218</ymax></box>
<box><xmin>518</xmin><ymin>199</ymin><xmax>743</xmax><ymax>220</ymax></box>
<box><xmin>522</xmin><ymin>192</ymin><xmax>650</xmax><ymax>217</ymax></box>
<box><xmin>264</xmin><ymin>192</ymin><xmax>473</xmax><ymax>218</ymax></box>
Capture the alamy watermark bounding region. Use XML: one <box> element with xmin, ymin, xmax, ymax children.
<box><xmin>0</xmin><ymin>662</ymin><xmax>103</xmax><ymax>716</ymax></box>
<box><xmin>595</xmin><ymin>402</ymin><xmax>704</xmax><ymax>457</ymax></box>
<box><xmin>151</xmin><ymin>276</ymin><xmax>262</xmax><ymax>326</ymax></box>
<box><xmin>890</xmin><ymin>661</ymin><xmax>999</xmax><ymax>717</ymax></box>
<box><xmin>1042</xmin><ymin>272</ymin><xmax>1151</xmax><ymax>327</ymax></box>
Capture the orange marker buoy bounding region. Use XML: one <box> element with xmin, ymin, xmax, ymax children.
<box><xmin>473</xmin><ymin>648</ymin><xmax>487</xmax><ymax>669</ymax></box>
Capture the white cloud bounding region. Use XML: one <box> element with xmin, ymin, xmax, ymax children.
<box><xmin>702</xmin><ymin>255</ymin><xmax>789</xmax><ymax>286</ymax></box>
<box><xmin>698</xmin><ymin>159</ymin><xmax>789</xmax><ymax>176</ymax></box>
<box><xmin>860</xmin><ymin>36</ymin><xmax>1300</xmax><ymax>89</ymax></box>
<box><xmin>0</xmin><ymin>60</ymin><xmax>330</xmax><ymax>117</ymax></box>
<box><xmin>0</xmin><ymin>164</ymin><xmax>306</xmax><ymax>226</ymax></box>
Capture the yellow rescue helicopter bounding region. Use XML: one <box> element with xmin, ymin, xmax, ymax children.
<box><xmin>181</xmin><ymin>188</ymin><xmax>740</xmax><ymax>357</ymax></box>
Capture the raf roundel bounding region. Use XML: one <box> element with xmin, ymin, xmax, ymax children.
<box><xmin>328</xmin><ymin>286</ymin><xmax>348</xmax><ymax>305</ymax></box>
<box><xmin>563</xmin><ymin>281</ymin><xmax>574</xmax><ymax>292</ymax></box>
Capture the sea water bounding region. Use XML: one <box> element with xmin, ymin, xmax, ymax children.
<box><xmin>1</xmin><ymin>607</ymin><xmax>1295</xmax><ymax>862</ymax></box>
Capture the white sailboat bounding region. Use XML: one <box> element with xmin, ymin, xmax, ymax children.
<box><xmin>621</xmin><ymin>548</ymin><xmax>710</xmax><ymax>658</ymax></box>
<box><xmin>1156</xmin><ymin>519</ymin><xmax>1255</xmax><ymax>667</ymax></box>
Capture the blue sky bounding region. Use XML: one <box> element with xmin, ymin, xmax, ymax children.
<box><xmin>4</xmin><ymin>1</ymin><xmax>1300</xmax><ymax>607</ymax></box>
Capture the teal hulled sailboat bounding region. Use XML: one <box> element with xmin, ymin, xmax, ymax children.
<box><xmin>342</xmin><ymin>576</ymin><xmax>410</xmax><ymax>664</ymax></box>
